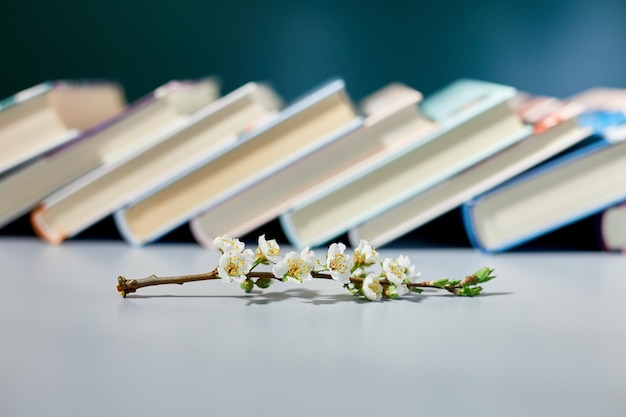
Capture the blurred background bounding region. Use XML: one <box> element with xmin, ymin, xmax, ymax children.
<box><xmin>2</xmin><ymin>0</ymin><xmax>625</xmax><ymax>248</ymax></box>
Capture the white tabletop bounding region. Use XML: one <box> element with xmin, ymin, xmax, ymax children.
<box><xmin>1</xmin><ymin>237</ymin><xmax>625</xmax><ymax>417</ymax></box>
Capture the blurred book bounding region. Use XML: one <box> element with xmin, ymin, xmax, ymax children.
<box><xmin>0</xmin><ymin>80</ymin><xmax>125</xmax><ymax>175</ymax></box>
<box><xmin>348</xmin><ymin>93</ymin><xmax>591</xmax><ymax>248</ymax></box>
<box><xmin>189</xmin><ymin>82</ymin><xmax>437</xmax><ymax>249</ymax></box>
<box><xmin>0</xmin><ymin>78</ymin><xmax>218</xmax><ymax>231</ymax></box>
<box><xmin>462</xmin><ymin>87</ymin><xmax>626</xmax><ymax>253</ymax></box>
<box><xmin>280</xmin><ymin>79</ymin><xmax>528</xmax><ymax>250</ymax></box>
<box><xmin>113</xmin><ymin>78</ymin><xmax>360</xmax><ymax>246</ymax></box>
<box><xmin>30</xmin><ymin>82</ymin><xmax>280</xmax><ymax>244</ymax></box>
<box><xmin>599</xmin><ymin>203</ymin><xmax>626</xmax><ymax>251</ymax></box>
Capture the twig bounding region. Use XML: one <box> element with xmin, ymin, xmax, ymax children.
<box><xmin>117</xmin><ymin>270</ymin><xmax>466</xmax><ymax>297</ymax></box>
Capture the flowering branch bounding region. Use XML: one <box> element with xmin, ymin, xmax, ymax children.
<box><xmin>116</xmin><ymin>236</ymin><xmax>496</xmax><ymax>301</ymax></box>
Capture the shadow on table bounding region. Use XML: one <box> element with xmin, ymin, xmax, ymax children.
<box><xmin>126</xmin><ymin>288</ymin><xmax>512</xmax><ymax>304</ymax></box>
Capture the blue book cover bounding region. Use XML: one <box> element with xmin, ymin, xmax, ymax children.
<box><xmin>463</xmin><ymin>109</ymin><xmax>626</xmax><ymax>253</ymax></box>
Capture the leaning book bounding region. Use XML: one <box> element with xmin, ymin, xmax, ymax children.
<box><xmin>0</xmin><ymin>78</ymin><xmax>218</xmax><ymax>231</ymax></box>
<box><xmin>30</xmin><ymin>82</ymin><xmax>281</xmax><ymax>244</ymax></box>
<box><xmin>0</xmin><ymin>80</ymin><xmax>125</xmax><ymax>175</ymax></box>
<box><xmin>280</xmin><ymin>79</ymin><xmax>530</xmax><ymax>250</ymax></box>
<box><xmin>348</xmin><ymin>92</ymin><xmax>591</xmax><ymax>248</ymax></box>
<box><xmin>113</xmin><ymin>78</ymin><xmax>361</xmax><ymax>246</ymax></box>
<box><xmin>188</xmin><ymin>82</ymin><xmax>436</xmax><ymax>248</ymax></box>
<box><xmin>462</xmin><ymin>88</ymin><xmax>626</xmax><ymax>253</ymax></box>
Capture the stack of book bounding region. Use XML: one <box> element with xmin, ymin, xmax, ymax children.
<box><xmin>2</xmin><ymin>77</ymin><xmax>625</xmax><ymax>252</ymax></box>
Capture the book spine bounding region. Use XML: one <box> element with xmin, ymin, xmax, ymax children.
<box><xmin>598</xmin><ymin>203</ymin><xmax>626</xmax><ymax>252</ymax></box>
<box><xmin>461</xmin><ymin>138</ymin><xmax>614</xmax><ymax>253</ymax></box>
<box><xmin>346</xmin><ymin>228</ymin><xmax>361</xmax><ymax>248</ymax></box>
<box><xmin>189</xmin><ymin>219</ymin><xmax>218</xmax><ymax>249</ymax></box>
<box><xmin>30</xmin><ymin>204</ymin><xmax>64</xmax><ymax>245</ymax></box>
<box><xmin>460</xmin><ymin>199</ymin><xmax>492</xmax><ymax>253</ymax></box>
<box><xmin>279</xmin><ymin>210</ymin><xmax>309</xmax><ymax>250</ymax></box>
<box><xmin>113</xmin><ymin>209</ymin><xmax>145</xmax><ymax>247</ymax></box>
<box><xmin>597</xmin><ymin>209</ymin><xmax>611</xmax><ymax>252</ymax></box>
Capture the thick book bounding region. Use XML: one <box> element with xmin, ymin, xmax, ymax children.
<box><xmin>462</xmin><ymin>89</ymin><xmax>626</xmax><ymax>253</ymax></box>
<box><xmin>0</xmin><ymin>80</ymin><xmax>125</xmax><ymax>175</ymax></box>
<box><xmin>279</xmin><ymin>79</ymin><xmax>529</xmax><ymax>249</ymax></box>
<box><xmin>348</xmin><ymin>93</ymin><xmax>591</xmax><ymax>248</ymax></box>
<box><xmin>188</xmin><ymin>83</ymin><xmax>437</xmax><ymax>248</ymax></box>
<box><xmin>113</xmin><ymin>78</ymin><xmax>360</xmax><ymax>246</ymax></box>
<box><xmin>599</xmin><ymin>203</ymin><xmax>626</xmax><ymax>251</ymax></box>
<box><xmin>0</xmin><ymin>79</ymin><xmax>219</xmax><ymax>231</ymax></box>
<box><xmin>30</xmin><ymin>82</ymin><xmax>280</xmax><ymax>244</ymax></box>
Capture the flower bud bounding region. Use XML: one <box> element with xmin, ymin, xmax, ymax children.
<box><xmin>240</xmin><ymin>279</ymin><xmax>254</xmax><ymax>293</ymax></box>
<box><xmin>255</xmin><ymin>277</ymin><xmax>273</xmax><ymax>289</ymax></box>
<box><xmin>384</xmin><ymin>285</ymin><xmax>399</xmax><ymax>299</ymax></box>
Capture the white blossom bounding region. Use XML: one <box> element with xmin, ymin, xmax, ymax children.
<box><xmin>217</xmin><ymin>249</ymin><xmax>255</xmax><ymax>283</ymax></box>
<box><xmin>383</xmin><ymin>255</ymin><xmax>420</xmax><ymax>286</ymax></box>
<box><xmin>398</xmin><ymin>254</ymin><xmax>421</xmax><ymax>284</ymax></box>
<box><xmin>362</xmin><ymin>273</ymin><xmax>383</xmax><ymax>301</ymax></box>
<box><xmin>326</xmin><ymin>242</ymin><xmax>352</xmax><ymax>283</ymax></box>
<box><xmin>213</xmin><ymin>235</ymin><xmax>245</xmax><ymax>254</ymax></box>
<box><xmin>300</xmin><ymin>246</ymin><xmax>320</xmax><ymax>271</ymax></box>
<box><xmin>272</xmin><ymin>247</ymin><xmax>317</xmax><ymax>283</ymax></box>
<box><xmin>353</xmin><ymin>239</ymin><xmax>379</xmax><ymax>266</ymax></box>
<box><xmin>256</xmin><ymin>234</ymin><xmax>281</xmax><ymax>264</ymax></box>
<box><xmin>405</xmin><ymin>262</ymin><xmax>421</xmax><ymax>284</ymax></box>
<box><xmin>382</xmin><ymin>257</ymin><xmax>406</xmax><ymax>286</ymax></box>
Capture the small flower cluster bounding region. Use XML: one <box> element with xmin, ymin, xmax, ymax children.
<box><xmin>214</xmin><ymin>235</ymin><xmax>431</xmax><ymax>301</ymax></box>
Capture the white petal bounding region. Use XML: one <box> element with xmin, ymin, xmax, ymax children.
<box><xmin>272</xmin><ymin>262</ymin><xmax>288</xmax><ymax>279</ymax></box>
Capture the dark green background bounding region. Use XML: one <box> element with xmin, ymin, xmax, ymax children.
<box><xmin>2</xmin><ymin>0</ymin><xmax>625</xmax><ymax>247</ymax></box>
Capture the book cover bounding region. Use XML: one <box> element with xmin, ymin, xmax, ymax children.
<box><xmin>348</xmin><ymin>93</ymin><xmax>591</xmax><ymax>248</ymax></box>
<box><xmin>462</xmin><ymin>97</ymin><xmax>626</xmax><ymax>253</ymax></box>
<box><xmin>0</xmin><ymin>78</ymin><xmax>219</xmax><ymax>231</ymax></box>
<box><xmin>113</xmin><ymin>78</ymin><xmax>361</xmax><ymax>246</ymax></box>
<box><xmin>30</xmin><ymin>82</ymin><xmax>281</xmax><ymax>244</ymax></box>
<box><xmin>188</xmin><ymin>83</ymin><xmax>437</xmax><ymax>248</ymax></box>
<box><xmin>279</xmin><ymin>79</ymin><xmax>528</xmax><ymax>250</ymax></box>
<box><xmin>0</xmin><ymin>80</ymin><xmax>126</xmax><ymax>175</ymax></box>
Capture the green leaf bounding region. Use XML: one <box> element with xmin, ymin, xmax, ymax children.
<box><xmin>411</xmin><ymin>288</ymin><xmax>423</xmax><ymax>294</ymax></box>
<box><xmin>432</xmin><ymin>279</ymin><xmax>449</xmax><ymax>288</ymax></box>
<box><xmin>479</xmin><ymin>273</ymin><xmax>496</xmax><ymax>283</ymax></box>
<box><xmin>457</xmin><ymin>285</ymin><xmax>482</xmax><ymax>296</ymax></box>
<box><xmin>474</xmin><ymin>267</ymin><xmax>495</xmax><ymax>282</ymax></box>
